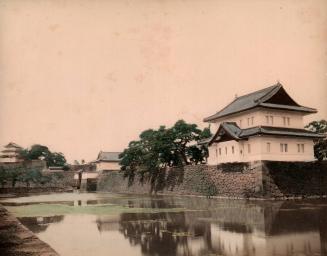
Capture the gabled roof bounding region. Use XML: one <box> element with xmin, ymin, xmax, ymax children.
<box><xmin>96</xmin><ymin>151</ymin><xmax>121</xmax><ymax>162</ymax></box>
<box><xmin>205</xmin><ymin>122</ymin><xmax>242</xmax><ymax>145</ymax></box>
<box><xmin>204</xmin><ymin>83</ymin><xmax>317</xmax><ymax>122</ymax></box>
<box><xmin>4</xmin><ymin>142</ymin><xmax>22</xmax><ymax>149</ymax></box>
<box><xmin>206</xmin><ymin>122</ymin><xmax>325</xmax><ymax>145</ymax></box>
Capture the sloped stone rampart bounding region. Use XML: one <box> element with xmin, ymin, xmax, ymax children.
<box><xmin>97</xmin><ymin>161</ymin><xmax>327</xmax><ymax>199</ymax></box>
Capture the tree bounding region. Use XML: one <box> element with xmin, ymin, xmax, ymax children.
<box><xmin>45</xmin><ymin>152</ymin><xmax>67</xmax><ymax>167</ymax></box>
<box><xmin>20</xmin><ymin>144</ymin><xmax>50</xmax><ymax>160</ymax></box>
<box><xmin>119</xmin><ymin>120</ymin><xmax>212</xmax><ymax>190</ymax></box>
<box><xmin>8</xmin><ymin>167</ymin><xmax>24</xmax><ymax>188</ymax></box>
<box><xmin>18</xmin><ymin>168</ymin><xmax>43</xmax><ymax>187</ymax></box>
<box><xmin>0</xmin><ymin>167</ymin><xmax>9</xmax><ymax>188</ymax></box>
<box><xmin>305</xmin><ymin>120</ymin><xmax>327</xmax><ymax>161</ymax></box>
<box><xmin>19</xmin><ymin>144</ymin><xmax>67</xmax><ymax>168</ymax></box>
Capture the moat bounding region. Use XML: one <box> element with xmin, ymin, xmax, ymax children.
<box><xmin>1</xmin><ymin>192</ymin><xmax>327</xmax><ymax>256</ymax></box>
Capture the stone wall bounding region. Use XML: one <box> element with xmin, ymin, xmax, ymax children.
<box><xmin>262</xmin><ymin>161</ymin><xmax>327</xmax><ymax>198</ymax></box>
<box><xmin>97</xmin><ymin>163</ymin><xmax>261</xmax><ymax>198</ymax></box>
<box><xmin>97</xmin><ymin>161</ymin><xmax>327</xmax><ymax>199</ymax></box>
<box><xmin>204</xmin><ymin>162</ymin><xmax>264</xmax><ymax>198</ymax></box>
<box><xmin>0</xmin><ymin>160</ymin><xmax>47</xmax><ymax>172</ymax></box>
<box><xmin>0</xmin><ymin>170</ymin><xmax>75</xmax><ymax>194</ymax></box>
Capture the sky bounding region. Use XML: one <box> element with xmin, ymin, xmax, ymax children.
<box><xmin>0</xmin><ymin>0</ymin><xmax>326</xmax><ymax>163</ymax></box>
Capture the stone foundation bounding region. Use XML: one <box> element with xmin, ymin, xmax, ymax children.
<box><xmin>262</xmin><ymin>161</ymin><xmax>327</xmax><ymax>198</ymax></box>
<box><xmin>0</xmin><ymin>171</ymin><xmax>75</xmax><ymax>194</ymax></box>
<box><xmin>97</xmin><ymin>161</ymin><xmax>327</xmax><ymax>199</ymax></box>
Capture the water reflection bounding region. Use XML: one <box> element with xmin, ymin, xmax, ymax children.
<box><xmin>3</xmin><ymin>193</ymin><xmax>327</xmax><ymax>256</ymax></box>
<box><xmin>19</xmin><ymin>215</ymin><xmax>64</xmax><ymax>233</ymax></box>
<box><xmin>117</xmin><ymin>212</ymin><xmax>213</xmax><ymax>256</ymax></box>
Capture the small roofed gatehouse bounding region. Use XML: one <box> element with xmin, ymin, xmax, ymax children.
<box><xmin>73</xmin><ymin>151</ymin><xmax>121</xmax><ymax>191</ymax></box>
<box><xmin>202</xmin><ymin>83</ymin><xmax>325</xmax><ymax>165</ymax></box>
<box><xmin>94</xmin><ymin>151</ymin><xmax>121</xmax><ymax>172</ymax></box>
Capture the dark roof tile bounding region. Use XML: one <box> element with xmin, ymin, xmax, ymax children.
<box><xmin>207</xmin><ymin>123</ymin><xmax>325</xmax><ymax>145</ymax></box>
<box><xmin>204</xmin><ymin>83</ymin><xmax>317</xmax><ymax>122</ymax></box>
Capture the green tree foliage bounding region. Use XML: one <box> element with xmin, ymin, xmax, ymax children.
<box><xmin>119</xmin><ymin>120</ymin><xmax>212</xmax><ymax>189</ymax></box>
<box><xmin>17</xmin><ymin>168</ymin><xmax>43</xmax><ymax>187</ymax></box>
<box><xmin>20</xmin><ymin>144</ymin><xmax>68</xmax><ymax>168</ymax></box>
<box><xmin>0</xmin><ymin>167</ymin><xmax>9</xmax><ymax>188</ymax></box>
<box><xmin>45</xmin><ymin>152</ymin><xmax>67</xmax><ymax>167</ymax></box>
<box><xmin>305</xmin><ymin>119</ymin><xmax>327</xmax><ymax>161</ymax></box>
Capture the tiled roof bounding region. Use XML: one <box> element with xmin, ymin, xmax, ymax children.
<box><xmin>204</xmin><ymin>83</ymin><xmax>317</xmax><ymax>122</ymax></box>
<box><xmin>240</xmin><ymin>126</ymin><xmax>325</xmax><ymax>139</ymax></box>
<box><xmin>206</xmin><ymin>122</ymin><xmax>325</xmax><ymax>145</ymax></box>
<box><xmin>4</xmin><ymin>142</ymin><xmax>22</xmax><ymax>149</ymax></box>
<box><xmin>96</xmin><ymin>151</ymin><xmax>121</xmax><ymax>162</ymax></box>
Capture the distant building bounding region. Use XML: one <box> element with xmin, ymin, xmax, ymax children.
<box><xmin>73</xmin><ymin>151</ymin><xmax>121</xmax><ymax>191</ymax></box>
<box><xmin>203</xmin><ymin>83</ymin><xmax>325</xmax><ymax>164</ymax></box>
<box><xmin>94</xmin><ymin>151</ymin><xmax>121</xmax><ymax>172</ymax></box>
<box><xmin>0</xmin><ymin>142</ymin><xmax>23</xmax><ymax>163</ymax></box>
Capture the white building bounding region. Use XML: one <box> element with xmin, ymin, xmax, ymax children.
<box><xmin>0</xmin><ymin>142</ymin><xmax>23</xmax><ymax>163</ymax></box>
<box><xmin>94</xmin><ymin>151</ymin><xmax>121</xmax><ymax>172</ymax></box>
<box><xmin>73</xmin><ymin>151</ymin><xmax>121</xmax><ymax>190</ymax></box>
<box><xmin>203</xmin><ymin>83</ymin><xmax>324</xmax><ymax>164</ymax></box>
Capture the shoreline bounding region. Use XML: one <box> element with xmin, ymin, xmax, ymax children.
<box><xmin>0</xmin><ymin>204</ymin><xmax>59</xmax><ymax>256</ymax></box>
<box><xmin>124</xmin><ymin>192</ymin><xmax>327</xmax><ymax>201</ymax></box>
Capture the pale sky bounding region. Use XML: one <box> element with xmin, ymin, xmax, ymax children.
<box><xmin>0</xmin><ymin>0</ymin><xmax>326</xmax><ymax>163</ymax></box>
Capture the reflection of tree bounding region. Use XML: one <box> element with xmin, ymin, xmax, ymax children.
<box><xmin>118</xmin><ymin>211</ymin><xmax>216</xmax><ymax>256</ymax></box>
<box><xmin>19</xmin><ymin>215</ymin><xmax>64</xmax><ymax>233</ymax></box>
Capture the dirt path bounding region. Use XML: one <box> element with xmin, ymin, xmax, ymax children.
<box><xmin>0</xmin><ymin>205</ymin><xmax>59</xmax><ymax>256</ymax></box>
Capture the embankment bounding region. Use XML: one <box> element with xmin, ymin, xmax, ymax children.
<box><xmin>0</xmin><ymin>205</ymin><xmax>59</xmax><ymax>255</ymax></box>
<box><xmin>97</xmin><ymin>160</ymin><xmax>327</xmax><ymax>199</ymax></box>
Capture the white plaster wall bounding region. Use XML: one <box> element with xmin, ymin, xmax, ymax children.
<box><xmin>95</xmin><ymin>161</ymin><xmax>120</xmax><ymax>171</ymax></box>
<box><xmin>81</xmin><ymin>172</ymin><xmax>99</xmax><ymax>179</ymax></box>
<box><xmin>253</xmin><ymin>136</ymin><xmax>315</xmax><ymax>162</ymax></box>
<box><xmin>208</xmin><ymin>136</ymin><xmax>315</xmax><ymax>163</ymax></box>
<box><xmin>0</xmin><ymin>157</ymin><xmax>21</xmax><ymax>163</ymax></box>
<box><xmin>208</xmin><ymin>140</ymin><xmax>241</xmax><ymax>165</ymax></box>
<box><xmin>212</xmin><ymin>108</ymin><xmax>305</xmax><ymax>129</ymax></box>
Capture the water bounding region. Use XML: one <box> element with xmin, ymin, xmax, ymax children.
<box><xmin>1</xmin><ymin>192</ymin><xmax>327</xmax><ymax>256</ymax></box>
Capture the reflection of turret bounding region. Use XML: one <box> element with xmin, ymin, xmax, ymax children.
<box><xmin>113</xmin><ymin>196</ymin><xmax>327</xmax><ymax>256</ymax></box>
<box><xmin>19</xmin><ymin>215</ymin><xmax>64</xmax><ymax>233</ymax></box>
<box><xmin>208</xmin><ymin>199</ymin><xmax>327</xmax><ymax>256</ymax></box>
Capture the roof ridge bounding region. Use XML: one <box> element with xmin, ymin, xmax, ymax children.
<box><xmin>235</xmin><ymin>84</ymin><xmax>279</xmax><ymax>100</ymax></box>
<box><xmin>255</xmin><ymin>84</ymin><xmax>282</xmax><ymax>103</ymax></box>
